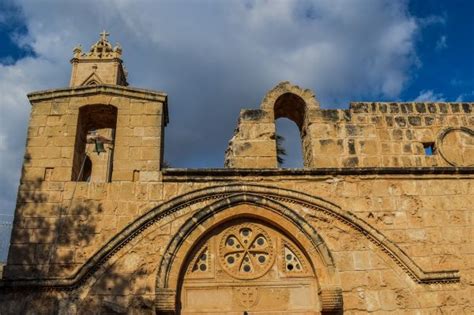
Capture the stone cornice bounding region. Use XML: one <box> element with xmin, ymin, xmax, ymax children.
<box><xmin>27</xmin><ymin>84</ymin><xmax>167</xmax><ymax>103</ymax></box>
<box><xmin>70</xmin><ymin>57</ymin><xmax>123</xmax><ymax>63</ymax></box>
<box><xmin>27</xmin><ymin>84</ymin><xmax>169</xmax><ymax>124</ymax></box>
<box><xmin>162</xmin><ymin>167</ymin><xmax>474</xmax><ymax>181</ymax></box>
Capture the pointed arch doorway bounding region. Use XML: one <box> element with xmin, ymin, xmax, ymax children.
<box><xmin>178</xmin><ymin>218</ymin><xmax>321</xmax><ymax>314</ymax></box>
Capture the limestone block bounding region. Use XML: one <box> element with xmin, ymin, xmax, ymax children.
<box><xmin>319</xmin><ymin>139</ymin><xmax>344</xmax><ymax>155</ymax></box>
<box><xmin>29</xmin><ymin>115</ymin><xmax>48</xmax><ymax>128</ymax></box>
<box><xmin>51</xmin><ymin>167</ymin><xmax>72</xmax><ymax>181</ymax></box>
<box><xmin>142</xmin><ymin>115</ymin><xmax>161</xmax><ymax>127</ymax></box>
<box><xmin>130</xmin><ymin>115</ymin><xmax>144</xmax><ymax>126</ymax></box>
<box><xmin>232</xmin><ymin>140</ymin><xmax>276</xmax><ymax>157</ymax></box>
<box><xmin>141</xmin><ymin>147</ymin><xmax>159</xmax><ymax>160</ymax></box>
<box><xmin>31</xmin><ymin>103</ymin><xmax>52</xmax><ymax>115</ymax></box>
<box><xmin>144</xmin><ymin>102</ymin><xmax>163</xmax><ymax>115</ymax></box>
<box><xmin>359</xmin><ymin>140</ymin><xmax>378</xmax><ymax>155</ymax></box>
<box><xmin>237</xmin><ymin>123</ymin><xmax>275</xmax><ymax>140</ymax></box>
<box><xmin>130</xmin><ymin>101</ymin><xmax>147</xmax><ymax>114</ymax></box>
<box><xmin>22</xmin><ymin>167</ymin><xmax>45</xmax><ymax>181</ymax></box>
<box><xmin>140</xmin><ymin>171</ymin><xmax>160</xmax><ymax>182</ymax></box>
<box><xmin>312</xmin><ymin>154</ymin><xmax>339</xmax><ymax>167</ymax></box>
<box><xmin>143</xmin><ymin>127</ymin><xmax>161</xmax><ymax>137</ymax></box>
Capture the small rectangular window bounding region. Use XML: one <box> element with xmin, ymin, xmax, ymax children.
<box><xmin>423</xmin><ymin>142</ymin><xmax>436</xmax><ymax>156</ymax></box>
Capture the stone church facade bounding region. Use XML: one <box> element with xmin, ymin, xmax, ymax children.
<box><xmin>0</xmin><ymin>33</ymin><xmax>473</xmax><ymax>314</ymax></box>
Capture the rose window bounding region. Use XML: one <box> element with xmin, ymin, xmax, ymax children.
<box><xmin>219</xmin><ymin>224</ymin><xmax>274</xmax><ymax>279</ymax></box>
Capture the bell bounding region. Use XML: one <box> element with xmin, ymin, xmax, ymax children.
<box><xmin>94</xmin><ymin>139</ymin><xmax>106</xmax><ymax>155</ymax></box>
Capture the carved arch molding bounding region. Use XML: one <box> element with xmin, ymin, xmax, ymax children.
<box><xmin>156</xmin><ymin>197</ymin><xmax>342</xmax><ymax>314</ymax></box>
<box><xmin>178</xmin><ymin>219</ymin><xmax>322</xmax><ymax>313</ymax></box>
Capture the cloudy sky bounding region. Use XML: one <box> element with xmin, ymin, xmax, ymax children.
<box><xmin>0</xmin><ymin>0</ymin><xmax>473</xmax><ymax>258</ymax></box>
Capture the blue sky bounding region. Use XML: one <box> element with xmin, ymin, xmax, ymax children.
<box><xmin>403</xmin><ymin>0</ymin><xmax>474</xmax><ymax>102</ymax></box>
<box><xmin>0</xmin><ymin>0</ymin><xmax>473</xmax><ymax>260</ymax></box>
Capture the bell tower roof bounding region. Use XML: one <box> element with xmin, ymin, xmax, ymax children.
<box><xmin>69</xmin><ymin>31</ymin><xmax>128</xmax><ymax>87</ymax></box>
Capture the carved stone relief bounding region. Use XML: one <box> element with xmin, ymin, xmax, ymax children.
<box><xmin>180</xmin><ymin>218</ymin><xmax>319</xmax><ymax>314</ymax></box>
<box><xmin>437</xmin><ymin>127</ymin><xmax>474</xmax><ymax>166</ymax></box>
<box><xmin>219</xmin><ymin>223</ymin><xmax>275</xmax><ymax>280</ymax></box>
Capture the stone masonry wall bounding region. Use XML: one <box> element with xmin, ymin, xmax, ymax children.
<box><xmin>225</xmin><ymin>82</ymin><xmax>474</xmax><ymax>168</ymax></box>
<box><xmin>307</xmin><ymin>101</ymin><xmax>474</xmax><ymax>168</ymax></box>
<box><xmin>1</xmin><ymin>174</ymin><xmax>472</xmax><ymax>313</ymax></box>
<box><xmin>4</xmin><ymin>85</ymin><xmax>167</xmax><ymax>279</ymax></box>
<box><xmin>1</xmin><ymin>81</ymin><xmax>472</xmax><ymax>314</ymax></box>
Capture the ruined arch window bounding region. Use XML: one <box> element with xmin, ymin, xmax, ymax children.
<box><xmin>274</xmin><ymin>93</ymin><xmax>306</xmax><ymax>167</ymax></box>
<box><xmin>72</xmin><ymin>105</ymin><xmax>117</xmax><ymax>182</ymax></box>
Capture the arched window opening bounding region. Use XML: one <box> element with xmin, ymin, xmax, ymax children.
<box><xmin>72</xmin><ymin>105</ymin><xmax>117</xmax><ymax>182</ymax></box>
<box><xmin>275</xmin><ymin>118</ymin><xmax>304</xmax><ymax>168</ymax></box>
<box><xmin>274</xmin><ymin>93</ymin><xmax>306</xmax><ymax>131</ymax></box>
<box><xmin>274</xmin><ymin>93</ymin><xmax>306</xmax><ymax>168</ymax></box>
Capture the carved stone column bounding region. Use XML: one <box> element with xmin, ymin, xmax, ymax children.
<box><xmin>156</xmin><ymin>288</ymin><xmax>176</xmax><ymax>315</ymax></box>
<box><xmin>319</xmin><ymin>287</ymin><xmax>343</xmax><ymax>314</ymax></box>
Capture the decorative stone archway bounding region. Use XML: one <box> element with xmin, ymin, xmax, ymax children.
<box><xmin>179</xmin><ymin>217</ymin><xmax>320</xmax><ymax>314</ymax></box>
<box><xmin>155</xmin><ymin>194</ymin><xmax>343</xmax><ymax>314</ymax></box>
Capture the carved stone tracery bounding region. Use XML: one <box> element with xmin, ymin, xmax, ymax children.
<box><xmin>218</xmin><ymin>223</ymin><xmax>275</xmax><ymax>279</ymax></box>
<box><xmin>282</xmin><ymin>242</ymin><xmax>307</xmax><ymax>274</ymax></box>
<box><xmin>187</xmin><ymin>245</ymin><xmax>211</xmax><ymax>276</ymax></box>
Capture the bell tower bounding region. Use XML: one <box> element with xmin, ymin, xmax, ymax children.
<box><xmin>69</xmin><ymin>31</ymin><xmax>128</xmax><ymax>87</ymax></box>
<box><xmin>18</xmin><ymin>31</ymin><xmax>167</xmax><ymax>187</ymax></box>
<box><xmin>5</xmin><ymin>31</ymin><xmax>168</xmax><ymax>279</ymax></box>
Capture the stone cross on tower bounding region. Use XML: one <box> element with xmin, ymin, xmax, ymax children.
<box><xmin>99</xmin><ymin>30</ymin><xmax>110</xmax><ymax>42</ymax></box>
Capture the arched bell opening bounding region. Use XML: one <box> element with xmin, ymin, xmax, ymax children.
<box><xmin>273</xmin><ymin>93</ymin><xmax>308</xmax><ymax>168</ymax></box>
<box><xmin>72</xmin><ymin>104</ymin><xmax>117</xmax><ymax>182</ymax></box>
<box><xmin>155</xmin><ymin>194</ymin><xmax>342</xmax><ymax>314</ymax></box>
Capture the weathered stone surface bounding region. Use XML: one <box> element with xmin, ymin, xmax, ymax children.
<box><xmin>1</xmin><ymin>33</ymin><xmax>472</xmax><ymax>315</ymax></box>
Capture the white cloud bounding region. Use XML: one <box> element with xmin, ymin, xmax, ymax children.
<box><xmin>435</xmin><ymin>35</ymin><xmax>447</xmax><ymax>50</ymax></box>
<box><xmin>0</xmin><ymin>0</ymin><xmax>424</xmax><ymax>217</ymax></box>
<box><xmin>455</xmin><ymin>91</ymin><xmax>474</xmax><ymax>102</ymax></box>
<box><xmin>416</xmin><ymin>14</ymin><xmax>446</xmax><ymax>27</ymax></box>
<box><xmin>413</xmin><ymin>90</ymin><xmax>446</xmax><ymax>102</ymax></box>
